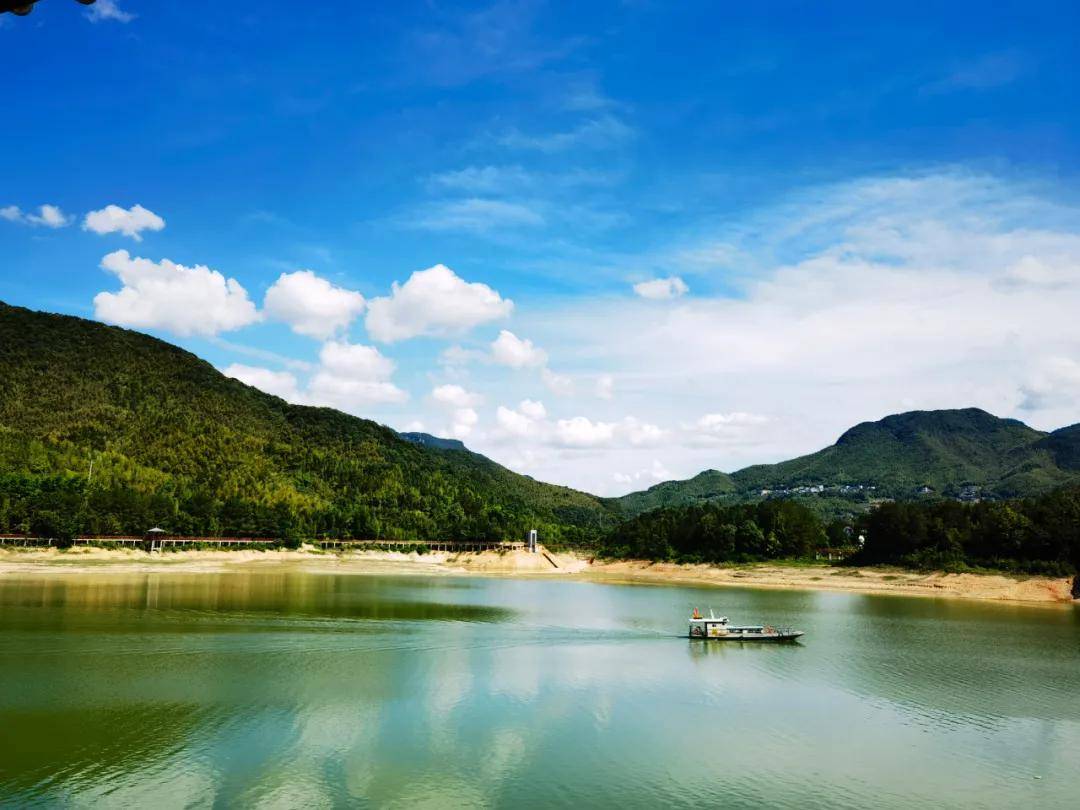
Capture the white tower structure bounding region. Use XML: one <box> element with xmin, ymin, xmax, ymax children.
<box><xmin>528</xmin><ymin>529</ymin><xmax>538</xmax><ymax>553</ymax></box>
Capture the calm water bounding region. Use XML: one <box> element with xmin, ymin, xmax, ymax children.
<box><xmin>1</xmin><ymin>573</ymin><xmax>1078</xmax><ymax>808</ymax></box>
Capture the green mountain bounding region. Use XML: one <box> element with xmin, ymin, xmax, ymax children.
<box><xmin>610</xmin><ymin>470</ymin><xmax>736</xmax><ymax>516</ymax></box>
<box><xmin>617</xmin><ymin>408</ymin><xmax>1080</xmax><ymax>517</ymax></box>
<box><xmin>398</xmin><ymin>432</ymin><xmax>469</xmax><ymax>452</ymax></box>
<box><xmin>0</xmin><ymin>302</ymin><xmax>614</xmax><ymax>543</ymax></box>
<box><xmin>1033</xmin><ymin>424</ymin><xmax>1080</xmax><ymax>471</ymax></box>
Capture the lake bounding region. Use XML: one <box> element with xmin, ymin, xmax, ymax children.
<box><xmin>1</xmin><ymin>572</ymin><xmax>1077</xmax><ymax>808</ymax></box>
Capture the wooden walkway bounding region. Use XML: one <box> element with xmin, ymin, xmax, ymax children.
<box><xmin>0</xmin><ymin>535</ymin><xmax>53</xmax><ymax>547</ymax></box>
<box><xmin>316</xmin><ymin>539</ymin><xmax>525</xmax><ymax>552</ymax></box>
<box><xmin>1</xmin><ymin>535</ymin><xmax>527</xmax><ymax>553</ymax></box>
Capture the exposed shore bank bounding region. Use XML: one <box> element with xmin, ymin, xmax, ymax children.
<box><xmin>0</xmin><ymin>546</ymin><xmax>1075</xmax><ymax>605</ymax></box>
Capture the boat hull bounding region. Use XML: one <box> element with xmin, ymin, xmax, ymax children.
<box><xmin>689</xmin><ymin>631</ymin><xmax>803</xmax><ymax>642</ymax></box>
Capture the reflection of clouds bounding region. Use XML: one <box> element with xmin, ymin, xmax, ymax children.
<box><xmin>478</xmin><ymin>726</ymin><xmax>528</xmax><ymax>784</ymax></box>
<box><xmin>423</xmin><ymin>632</ymin><xmax>475</xmax><ymax>755</ymax></box>
<box><xmin>487</xmin><ymin>645</ymin><xmax>541</xmax><ymax>702</ymax></box>
<box><xmin>8</xmin><ymin>574</ymin><xmax>1080</xmax><ymax>807</ymax></box>
<box><xmin>590</xmin><ymin>691</ymin><xmax>613</xmax><ymax>729</ymax></box>
<box><xmin>53</xmin><ymin>761</ymin><xmax>218</xmax><ymax>807</ymax></box>
<box><xmin>248</xmin><ymin>778</ymin><xmax>336</xmax><ymax>809</ymax></box>
<box><xmin>382</xmin><ymin>776</ymin><xmax>487</xmax><ymax>809</ymax></box>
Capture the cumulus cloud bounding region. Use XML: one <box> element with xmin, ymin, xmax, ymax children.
<box><xmin>226</xmin><ymin>342</ymin><xmax>407</xmax><ymax>414</ymax></box>
<box><xmin>1</xmin><ymin>204</ymin><xmax>71</xmax><ymax>228</ymax></box>
<box><xmin>366</xmin><ymin>264</ymin><xmax>513</xmax><ymax>342</ymax></box>
<box><xmin>519</xmin><ymin>399</ymin><xmax>547</xmax><ymax>420</ymax></box>
<box><xmin>494</xmin><ymin>399</ymin><xmax>548</xmax><ymax>438</ymax></box>
<box><xmin>306</xmin><ymin>340</ymin><xmax>408</xmax><ymax>409</ymax></box>
<box><xmin>263</xmin><ymin>270</ymin><xmax>365</xmax><ymax>340</ymax></box>
<box><xmin>83</xmin><ymin>204</ymin><xmax>164</xmax><ymax>240</ymax></box>
<box><xmin>224</xmin><ymin>364</ymin><xmax>301</xmax><ymax>401</ymax></box>
<box><xmin>684</xmin><ymin>412</ymin><xmax>771</xmax><ymax>445</ymax></box>
<box><xmin>450</xmin><ymin>408</ymin><xmax>479</xmax><ymax>438</ymax></box>
<box><xmin>621</xmin><ymin>417</ymin><xmax>667</xmax><ymax>446</ymax></box>
<box><xmin>633</xmin><ymin>276</ymin><xmax>689</xmax><ymax>300</ymax></box>
<box><xmin>554</xmin><ymin>416</ymin><xmax>616</xmax><ymax>448</ymax></box>
<box><xmin>491</xmin><ymin>330</ymin><xmax>548</xmax><ymax>368</ymax></box>
<box><xmin>496</xmin><ymin>405</ymin><xmax>534</xmax><ymax>437</ymax></box>
<box><xmin>93</xmin><ymin>250</ymin><xmax>260</xmax><ymax>336</ymax></box>
<box><xmin>431</xmin><ymin>384</ymin><xmax>482</xmax><ymax>408</ymax></box>
<box><xmin>488</xmin><ymin>404</ymin><xmax>663</xmax><ymax>450</ymax></box>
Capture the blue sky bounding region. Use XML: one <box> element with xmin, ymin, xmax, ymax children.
<box><xmin>3</xmin><ymin>0</ymin><xmax>1080</xmax><ymax>494</ymax></box>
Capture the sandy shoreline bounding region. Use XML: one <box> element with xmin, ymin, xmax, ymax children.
<box><xmin>0</xmin><ymin>546</ymin><xmax>1075</xmax><ymax>605</ymax></box>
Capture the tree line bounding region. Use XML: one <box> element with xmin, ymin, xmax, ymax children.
<box><xmin>852</xmin><ymin>487</ymin><xmax>1080</xmax><ymax>575</ymax></box>
<box><xmin>597</xmin><ymin>486</ymin><xmax>1080</xmax><ymax>576</ymax></box>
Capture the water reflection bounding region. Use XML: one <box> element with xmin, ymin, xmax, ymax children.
<box><xmin>0</xmin><ymin>573</ymin><xmax>1077</xmax><ymax>808</ymax></box>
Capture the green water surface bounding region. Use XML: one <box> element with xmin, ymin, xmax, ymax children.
<box><xmin>0</xmin><ymin>572</ymin><xmax>1077</xmax><ymax>808</ymax></box>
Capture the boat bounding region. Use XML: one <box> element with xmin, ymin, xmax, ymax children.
<box><xmin>688</xmin><ymin>609</ymin><xmax>803</xmax><ymax>642</ymax></box>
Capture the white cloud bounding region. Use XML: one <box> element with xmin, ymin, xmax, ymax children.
<box><xmin>83</xmin><ymin>204</ymin><xmax>164</xmax><ymax>240</ymax></box>
<box><xmin>496</xmin><ymin>405</ymin><xmax>534</xmax><ymax>437</ymax></box>
<box><xmin>620</xmin><ymin>417</ymin><xmax>667</xmax><ymax>446</ymax></box>
<box><xmin>1</xmin><ymin>204</ymin><xmax>71</xmax><ymax>228</ymax></box>
<box><xmin>263</xmin><ymin>270</ymin><xmax>365</xmax><ymax>340</ymax></box>
<box><xmin>431</xmin><ymin>384</ymin><xmax>482</xmax><ymax>408</ymax></box>
<box><xmin>595</xmin><ymin>374</ymin><xmax>614</xmax><ymax>400</ymax></box>
<box><xmin>492</xmin><ymin>399</ymin><xmax>547</xmax><ymax>439</ymax></box>
<box><xmin>222</xmin><ymin>342</ymin><xmax>406</xmax><ymax>413</ymax></box>
<box><xmin>86</xmin><ymin>0</ymin><xmax>135</xmax><ymax>23</ymax></box>
<box><xmin>553</xmin><ymin>416</ymin><xmax>617</xmax><ymax>448</ymax></box>
<box><xmin>633</xmin><ymin>276</ymin><xmax>689</xmax><ymax>300</ymax></box>
<box><xmin>491</xmin><ymin>330</ymin><xmax>548</xmax><ymax>368</ymax></box>
<box><xmin>93</xmin><ymin>249</ymin><xmax>260</xmax><ymax>336</ymax></box>
<box><xmin>541</xmin><ymin>367</ymin><xmax>574</xmax><ymax>396</ymax></box>
<box><xmin>401</xmin><ymin>420</ymin><xmax>426</xmax><ymax>433</ymax></box>
<box><xmin>684</xmin><ymin>412</ymin><xmax>771</xmax><ymax>445</ymax></box>
<box><xmin>365</xmin><ymin>264</ymin><xmax>513</xmax><ymax>342</ymax></box>
<box><xmin>412</xmin><ymin>198</ymin><xmax>544</xmax><ymax>234</ymax></box>
<box><xmin>1002</xmin><ymin>255</ymin><xmax>1079</xmax><ymax>288</ymax></box>
<box><xmin>450</xmin><ymin>408</ymin><xmax>479</xmax><ymax>438</ymax></box>
<box><xmin>306</xmin><ymin>340</ymin><xmax>408</xmax><ymax>409</ymax></box>
<box><xmin>1019</xmin><ymin>357</ymin><xmax>1080</xmax><ymax>411</ymax></box>
<box><xmin>519</xmin><ymin>399</ymin><xmax>547</xmax><ymax>420</ymax></box>
<box><xmin>223</xmin><ymin>364</ymin><xmax>301</xmax><ymax>401</ymax></box>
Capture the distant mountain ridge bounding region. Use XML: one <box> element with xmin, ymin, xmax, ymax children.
<box><xmin>616</xmin><ymin>408</ymin><xmax>1080</xmax><ymax>517</ymax></box>
<box><xmin>398</xmin><ymin>432</ymin><xmax>469</xmax><ymax>452</ymax></box>
<box><xmin>3</xmin><ymin>301</ymin><xmax>1078</xmax><ymax>538</ymax></box>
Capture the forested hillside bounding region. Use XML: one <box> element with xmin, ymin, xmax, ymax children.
<box><xmin>617</xmin><ymin>409</ymin><xmax>1080</xmax><ymax>517</ymax></box>
<box><xmin>598</xmin><ymin>499</ymin><xmax>825</xmax><ymax>563</ymax></box>
<box><xmin>599</xmin><ymin>486</ymin><xmax>1080</xmax><ymax>575</ymax></box>
<box><xmin>0</xmin><ymin>302</ymin><xmax>615</xmax><ymax>543</ymax></box>
<box><xmin>852</xmin><ymin>486</ymin><xmax>1080</xmax><ymax>575</ymax></box>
